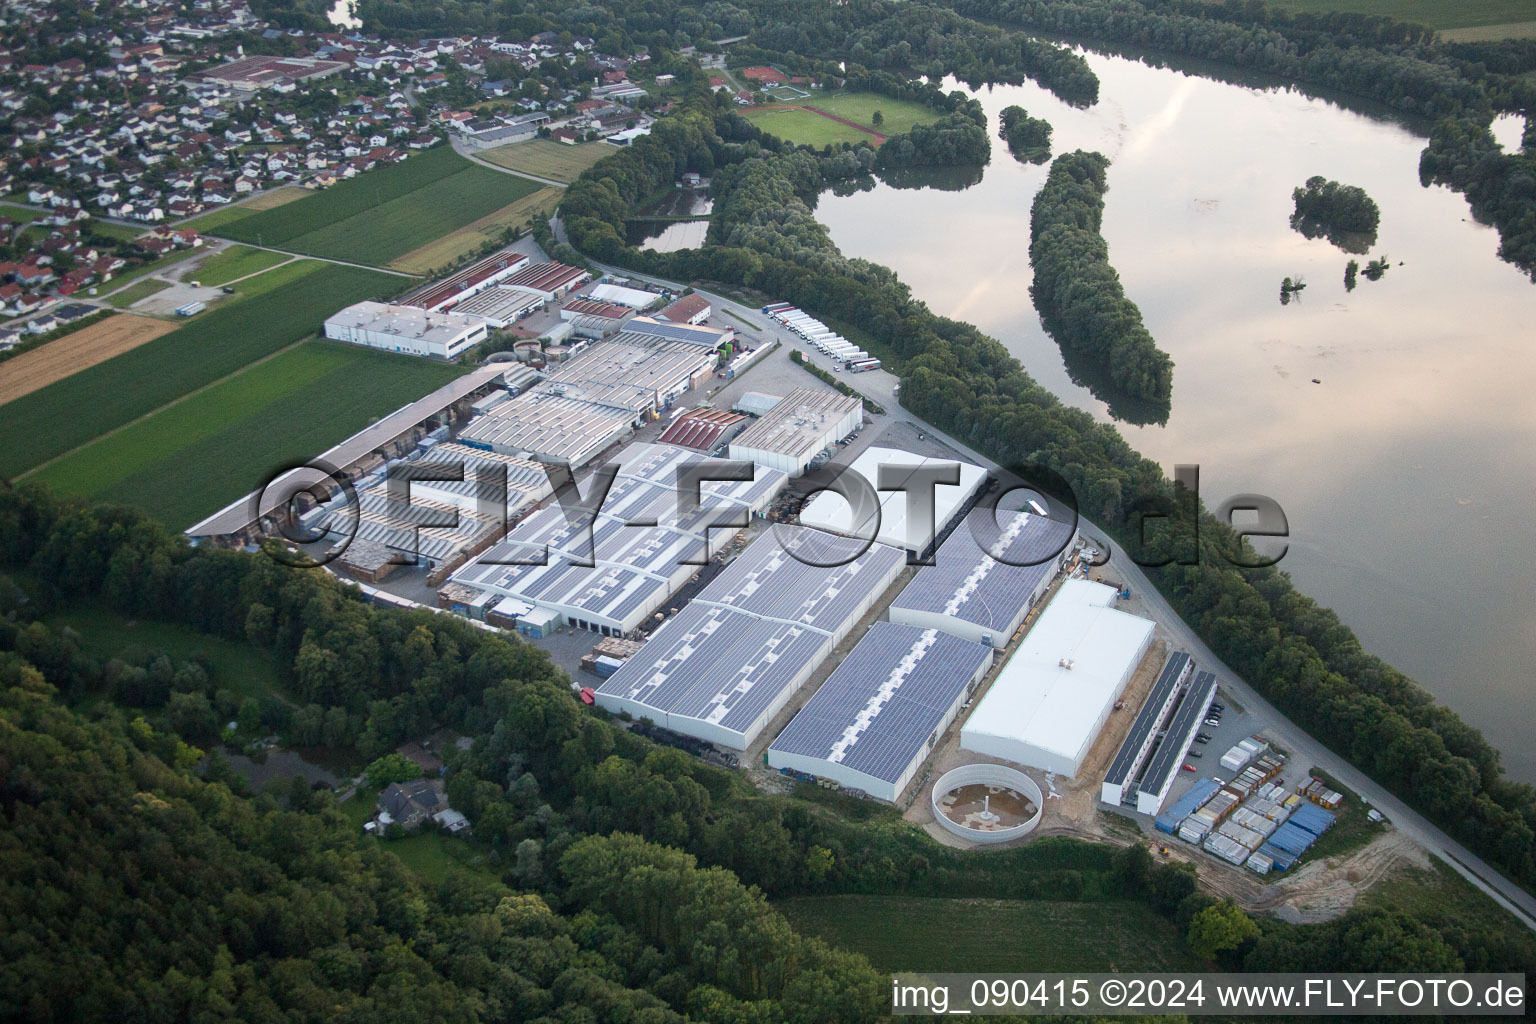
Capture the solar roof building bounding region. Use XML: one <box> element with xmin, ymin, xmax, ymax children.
<box><xmin>594</xmin><ymin>526</ymin><xmax>906</xmax><ymax>748</ymax></box>
<box><xmin>768</xmin><ymin>622</ymin><xmax>994</xmax><ymax>801</ymax></box>
<box><xmin>458</xmin><ymin>389</ymin><xmax>635</xmax><ymax>468</ymax></box>
<box><xmin>728</xmin><ymin>388</ymin><xmax>862</xmax><ymax>476</ymax></box>
<box><xmin>797</xmin><ymin>447</ymin><xmax>988</xmax><ymax>556</ymax></box>
<box><xmin>960</xmin><ymin>579</ymin><xmax>1155</xmax><ymax>777</ymax></box>
<box><xmin>405</xmin><ymin>443</ymin><xmax>555</xmax><ymax>517</ymax></box>
<box><xmin>888</xmin><ymin>508</ymin><xmax>1079</xmax><ymax>648</ymax></box>
<box><xmin>1136</xmin><ymin>670</ymin><xmax>1218</xmax><ymax>815</ymax></box>
<box><xmin>449</xmin><ymin>444</ymin><xmax>788</xmax><ymax>636</ymax></box>
<box><xmin>1101</xmin><ymin>651</ymin><xmax>1193</xmax><ymax>806</ymax></box>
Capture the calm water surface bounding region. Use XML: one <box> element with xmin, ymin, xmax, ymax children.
<box><xmin>816</xmin><ymin>53</ymin><xmax>1536</xmax><ymax>780</ymax></box>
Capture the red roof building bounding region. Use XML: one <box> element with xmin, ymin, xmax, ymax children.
<box><xmin>656</xmin><ymin>408</ymin><xmax>747</xmax><ymax>453</ymax></box>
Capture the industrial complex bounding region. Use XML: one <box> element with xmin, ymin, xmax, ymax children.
<box><xmin>797</xmin><ymin>446</ymin><xmax>989</xmax><ymax>555</ymax></box>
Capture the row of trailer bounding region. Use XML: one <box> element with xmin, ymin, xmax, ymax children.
<box><xmin>1153</xmin><ymin>748</ymin><xmax>1335</xmax><ymax>872</ymax></box>
<box><xmin>761</xmin><ymin>302</ymin><xmax>882</xmax><ymax>372</ymax></box>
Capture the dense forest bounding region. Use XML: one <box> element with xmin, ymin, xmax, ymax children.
<box><xmin>874</xmin><ymin>111</ymin><xmax>991</xmax><ymax>170</ymax></box>
<box><xmin>1290</xmin><ymin>175</ymin><xmax>1380</xmax><ymax>252</ymax></box>
<box><xmin>3</xmin><ymin>484</ymin><xmax>1533</xmax><ymax>1021</ymax></box>
<box><xmin>1028</xmin><ymin>151</ymin><xmax>1174</xmax><ymax>408</ymax></box>
<box><xmin>999</xmin><ymin>104</ymin><xmax>1053</xmax><ymax>164</ymax></box>
<box><xmin>557</xmin><ymin>89</ymin><xmax>1536</xmax><ymax>900</ymax></box>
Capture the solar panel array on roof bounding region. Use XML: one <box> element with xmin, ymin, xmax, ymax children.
<box><xmin>890</xmin><ymin>508</ymin><xmax>1078</xmax><ymax>645</ymax></box>
<box><xmin>768</xmin><ymin>623</ymin><xmax>993</xmax><ymax>801</ymax></box>
<box><xmin>692</xmin><ymin>525</ymin><xmax>906</xmax><ymax>640</ymax></box>
<box><xmin>1137</xmin><ymin>670</ymin><xmax>1219</xmax><ymax>812</ymax></box>
<box><xmin>592</xmin><ymin>526</ymin><xmax>907</xmax><ymax>748</ymax></box>
<box><xmin>449</xmin><ymin>445</ymin><xmax>787</xmax><ymax>633</ymax></box>
<box><xmin>1102</xmin><ymin>652</ymin><xmax>1192</xmax><ymax>803</ymax></box>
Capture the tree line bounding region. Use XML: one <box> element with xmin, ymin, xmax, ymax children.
<box><xmin>1029</xmin><ymin>150</ymin><xmax>1174</xmax><ymax>407</ymax></box>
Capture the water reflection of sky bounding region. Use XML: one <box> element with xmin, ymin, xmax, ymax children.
<box><xmin>816</xmin><ymin>51</ymin><xmax>1536</xmax><ymax>780</ymax></box>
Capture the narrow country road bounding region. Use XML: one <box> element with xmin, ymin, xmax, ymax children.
<box><xmin>553</xmin><ymin>215</ymin><xmax>1536</xmax><ymax>933</ymax></box>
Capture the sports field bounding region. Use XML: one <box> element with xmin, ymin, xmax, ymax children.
<box><xmin>743</xmin><ymin>91</ymin><xmax>939</xmax><ymax>146</ymax></box>
<box><xmin>189</xmin><ymin>244</ymin><xmax>290</xmax><ymax>286</ymax></box>
<box><xmin>0</xmin><ymin>315</ymin><xmax>178</xmax><ymax>405</ymax></box>
<box><xmin>388</xmin><ymin>186</ymin><xmax>562</xmax><ymax>274</ymax></box>
<box><xmin>1247</xmin><ymin>0</ymin><xmax>1532</xmax><ymax>30</ymax></box>
<box><xmin>481</xmin><ymin>139</ymin><xmax>612</xmax><ymax>182</ymax></box>
<box><xmin>212</xmin><ymin>147</ymin><xmax>544</xmax><ymax>265</ymax></box>
<box><xmin>32</xmin><ymin>340</ymin><xmax>466</xmax><ymax>529</ymax></box>
<box><xmin>0</xmin><ymin>262</ymin><xmax>398</xmax><ymax>479</ymax></box>
<box><xmin>776</xmin><ymin>895</ymin><xmax>1206</xmax><ymax>972</ymax></box>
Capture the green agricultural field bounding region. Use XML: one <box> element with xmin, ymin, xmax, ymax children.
<box><xmin>1241</xmin><ymin>0</ymin><xmax>1533</xmax><ymax>30</ymax></box>
<box><xmin>190</xmin><ymin>244</ymin><xmax>290</xmax><ymax>286</ymax></box>
<box><xmin>33</xmin><ymin>340</ymin><xmax>467</xmax><ymax>529</ymax></box>
<box><xmin>742</xmin><ymin>107</ymin><xmax>873</xmax><ymax>146</ymax></box>
<box><xmin>0</xmin><ymin>262</ymin><xmax>397</xmax><ymax>479</ymax></box>
<box><xmin>481</xmin><ymin>139</ymin><xmax>613</xmax><ymax>183</ymax></box>
<box><xmin>214</xmin><ymin>147</ymin><xmax>544</xmax><ymax>265</ymax></box>
<box><xmin>776</xmin><ymin>895</ymin><xmax>1206</xmax><ymax>972</ymax></box>
<box><xmin>230</xmin><ymin>257</ymin><xmax>330</xmax><ymax>297</ymax></box>
<box><xmin>812</xmin><ymin>91</ymin><xmax>942</xmax><ymax>134</ymax></box>
<box><xmin>47</xmin><ymin>604</ymin><xmax>282</xmax><ymax>703</ymax></box>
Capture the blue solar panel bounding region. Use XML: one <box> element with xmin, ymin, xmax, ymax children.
<box><xmin>1104</xmin><ymin>652</ymin><xmax>1191</xmax><ymax>788</ymax></box>
<box><xmin>769</xmin><ymin>623</ymin><xmax>993</xmax><ymax>785</ymax></box>
<box><xmin>1139</xmin><ymin>670</ymin><xmax>1218</xmax><ymax>798</ymax></box>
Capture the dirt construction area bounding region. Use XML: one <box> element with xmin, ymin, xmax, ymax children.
<box><xmin>0</xmin><ymin>314</ymin><xmax>177</xmax><ymax>405</ymax></box>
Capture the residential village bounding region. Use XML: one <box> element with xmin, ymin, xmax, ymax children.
<box><xmin>0</xmin><ymin>0</ymin><xmax>666</xmax><ymax>347</ymax></box>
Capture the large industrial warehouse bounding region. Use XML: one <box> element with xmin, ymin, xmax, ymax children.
<box><xmin>323</xmin><ymin>301</ymin><xmax>488</xmax><ymax>359</ymax></box>
<box><xmin>960</xmin><ymin>579</ymin><xmax>1155</xmax><ymax>777</ymax></box>
<box><xmin>458</xmin><ymin>389</ymin><xmax>635</xmax><ymax>468</ymax></box>
<box><xmin>594</xmin><ymin>526</ymin><xmax>907</xmax><ymax>749</ymax></box>
<box><xmin>1135</xmin><ymin>669</ymin><xmax>1218</xmax><ymax>815</ymax></box>
<box><xmin>767</xmin><ymin>622</ymin><xmax>994</xmax><ymax>801</ymax></box>
<box><xmin>399</xmin><ymin>248</ymin><xmax>530</xmax><ymax>312</ymax></box>
<box><xmin>449</xmin><ymin>444</ymin><xmax>789</xmax><ymax>637</ymax></box>
<box><xmin>888</xmin><ymin>508</ymin><xmax>1079</xmax><ymax>648</ymax></box>
<box><xmin>728</xmin><ymin>387</ymin><xmax>862</xmax><ymax>477</ymax></box>
<box><xmin>797</xmin><ymin>447</ymin><xmax>988</xmax><ymax>555</ymax></box>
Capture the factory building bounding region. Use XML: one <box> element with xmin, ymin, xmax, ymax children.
<box><xmin>1136</xmin><ymin>670</ymin><xmax>1218</xmax><ymax>815</ymax></box>
<box><xmin>323</xmin><ymin>301</ymin><xmax>488</xmax><ymax>359</ymax></box>
<box><xmin>317</xmin><ymin>483</ymin><xmax>504</xmax><ymax>572</ymax></box>
<box><xmin>404</xmin><ymin>443</ymin><xmax>554</xmax><ymax>517</ymax></box>
<box><xmin>960</xmin><ymin>579</ymin><xmax>1155</xmax><ymax>778</ymax></box>
<box><xmin>458</xmin><ymin>389</ymin><xmax>634</xmax><ymax>467</ymax></box>
<box><xmin>501</xmin><ymin>261</ymin><xmax>591</xmax><ymax>300</ymax></box>
<box><xmin>399</xmin><ymin>249</ymin><xmax>530</xmax><ymax>311</ymax></box>
<box><xmin>657</xmin><ymin>293</ymin><xmax>712</xmax><ymax>325</ymax></box>
<box><xmin>545</xmin><ymin>331</ymin><xmax>718</xmax><ymax>410</ymax></box>
<box><xmin>594</xmin><ymin>526</ymin><xmax>906</xmax><ymax>749</ymax></box>
<box><xmin>449</xmin><ymin>444</ymin><xmax>788</xmax><ymax>637</ymax></box>
<box><xmin>888</xmin><ymin>508</ymin><xmax>1079</xmax><ymax>648</ymax></box>
<box><xmin>797</xmin><ymin>446</ymin><xmax>988</xmax><ymax>556</ymax></box>
<box><xmin>588</xmin><ymin>281</ymin><xmax>661</xmax><ymax>309</ymax></box>
<box><xmin>768</xmin><ymin>622</ymin><xmax>994</xmax><ymax>802</ymax></box>
<box><xmin>1101</xmin><ymin>651</ymin><xmax>1193</xmax><ymax>806</ymax></box>
<box><xmin>657</xmin><ymin>409</ymin><xmax>747</xmax><ymax>453</ymax></box>
<box><xmin>451</xmin><ymin>286</ymin><xmax>546</xmax><ymax>327</ymax></box>
<box><xmin>625</xmin><ymin>315</ymin><xmax>734</xmax><ymax>349</ymax></box>
<box><xmin>727</xmin><ymin>388</ymin><xmax>862</xmax><ymax>477</ymax></box>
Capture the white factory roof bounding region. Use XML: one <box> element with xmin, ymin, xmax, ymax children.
<box><xmin>324</xmin><ymin>300</ymin><xmax>482</xmax><ymax>345</ymax></box>
<box><xmin>588</xmin><ymin>282</ymin><xmax>662</xmax><ymax>309</ymax></box>
<box><xmin>962</xmin><ymin>579</ymin><xmax>1154</xmax><ymax>775</ymax></box>
<box><xmin>798</xmin><ymin>446</ymin><xmax>988</xmax><ymax>553</ymax></box>
<box><xmin>545</xmin><ymin>334</ymin><xmax>715</xmax><ymax>412</ymax></box>
<box><xmin>452</xmin><ymin>286</ymin><xmax>546</xmax><ymax>325</ymax></box>
<box><xmin>729</xmin><ymin>387</ymin><xmax>860</xmax><ymax>459</ymax></box>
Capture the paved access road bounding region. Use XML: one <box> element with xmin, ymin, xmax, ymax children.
<box><xmin>553</xmin><ymin>222</ymin><xmax>1536</xmax><ymax>932</ymax></box>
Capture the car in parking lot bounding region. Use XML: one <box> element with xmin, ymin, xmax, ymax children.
<box><xmin>1204</xmin><ymin>719</ymin><xmax>1221</xmax><ymax>728</ymax></box>
<box><xmin>1188</xmin><ymin>749</ymin><xmax>1203</xmax><ymax>758</ymax></box>
<box><xmin>1181</xmin><ymin>763</ymin><xmax>1197</xmax><ymax>772</ymax></box>
<box><xmin>1196</xmin><ymin>733</ymin><xmax>1212</xmax><ymax>743</ymax></box>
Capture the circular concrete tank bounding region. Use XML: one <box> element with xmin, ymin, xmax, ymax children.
<box><xmin>932</xmin><ymin>763</ymin><xmax>1043</xmax><ymax>844</ymax></box>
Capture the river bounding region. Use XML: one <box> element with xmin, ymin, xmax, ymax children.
<box><xmin>815</xmin><ymin>52</ymin><xmax>1536</xmax><ymax>782</ymax></box>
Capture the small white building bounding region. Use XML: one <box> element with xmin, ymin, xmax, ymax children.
<box><xmin>324</xmin><ymin>301</ymin><xmax>487</xmax><ymax>359</ymax></box>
